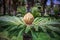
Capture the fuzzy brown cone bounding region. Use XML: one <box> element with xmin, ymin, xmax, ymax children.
<box><xmin>23</xmin><ymin>12</ymin><xmax>34</xmax><ymax>25</ymax></box>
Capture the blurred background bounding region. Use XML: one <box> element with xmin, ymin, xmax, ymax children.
<box><xmin>0</xmin><ymin>0</ymin><xmax>60</xmax><ymax>17</ymax></box>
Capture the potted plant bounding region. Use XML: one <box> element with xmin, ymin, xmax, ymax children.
<box><xmin>0</xmin><ymin>12</ymin><xmax>60</xmax><ymax>40</ymax></box>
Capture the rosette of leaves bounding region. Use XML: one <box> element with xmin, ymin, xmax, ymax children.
<box><xmin>0</xmin><ymin>16</ymin><xmax>60</xmax><ymax>40</ymax></box>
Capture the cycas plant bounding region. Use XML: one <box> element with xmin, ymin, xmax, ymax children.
<box><xmin>0</xmin><ymin>13</ymin><xmax>60</xmax><ymax>40</ymax></box>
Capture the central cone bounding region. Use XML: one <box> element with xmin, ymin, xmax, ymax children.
<box><xmin>23</xmin><ymin>12</ymin><xmax>34</xmax><ymax>25</ymax></box>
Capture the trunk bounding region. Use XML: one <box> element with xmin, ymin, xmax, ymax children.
<box><xmin>27</xmin><ymin>0</ymin><xmax>34</xmax><ymax>6</ymax></box>
<box><xmin>12</xmin><ymin>0</ymin><xmax>18</xmax><ymax>15</ymax></box>
<box><xmin>22</xmin><ymin>0</ymin><xmax>25</xmax><ymax>6</ymax></box>
<box><xmin>50</xmin><ymin>0</ymin><xmax>54</xmax><ymax>16</ymax></box>
<box><xmin>40</xmin><ymin>0</ymin><xmax>47</xmax><ymax>16</ymax></box>
<box><xmin>23</xmin><ymin>33</ymin><xmax>32</xmax><ymax>40</ymax></box>
<box><xmin>25</xmin><ymin>0</ymin><xmax>31</xmax><ymax>12</ymax></box>
<box><xmin>3</xmin><ymin>0</ymin><xmax>6</xmax><ymax>15</ymax></box>
<box><xmin>0</xmin><ymin>0</ymin><xmax>2</xmax><ymax>15</ymax></box>
<box><xmin>59</xmin><ymin>5</ymin><xmax>60</xmax><ymax>11</ymax></box>
<box><xmin>25</xmin><ymin>0</ymin><xmax>34</xmax><ymax>12</ymax></box>
<box><xmin>8</xmin><ymin>0</ymin><xmax>11</xmax><ymax>15</ymax></box>
<box><xmin>50</xmin><ymin>0</ymin><xmax>54</xmax><ymax>8</ymax></box>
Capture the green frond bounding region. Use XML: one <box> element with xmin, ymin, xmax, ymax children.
<box><xmin>0</xmin><ymin>16</ymin><xmax>22</xmax><ymax>26</ymax></box>
<box><xmin>0</xmin><ymin>31</ymin><xmax>9</xmax><ymax>40</ymax></box>
<box><xmin>47</xmin><ymin>25</ymin><xmax>60</xmax><ymax>32</ymax></box>
<box><xmin>11</xmin><ymin>36</ymin><xmax>17</xmax><ymax>40</ymax></box>
<box><xmin>17</xmin><ymin>29</ymin><xmax>24</xmax><ymax>40</ymax></box>
<box><xmin>25</xmin><ymin>25</ymin><xmax>32</xmax><ymax>33</ymax></box>
<box><xmin>32</xmin><ymin>17</ymin><xmax>60</xmax><ymax>37</ymax></box>
<box><xmin>31</xmin><ymin>31</ymin><xmax>51</xmax><ymax>40</ymax></box>
<box><xmin>31</xmin><ymin>31</ymin><xmax>38</xmax><ymax>40</ymax></box>
<box><xmin>0</xmin><ymin>16</ymin><xmax>60</xmax><ymax>40</ymax></box>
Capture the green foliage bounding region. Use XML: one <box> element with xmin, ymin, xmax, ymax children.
<box><xmin>31</xmin><ymin>31</ymin><xmax>51</xmax><ymax>40</ymax></box>
<box><xmin>17</xmin><ymin>6</ymin><xmax>26</xmax><ymax>16</ymax></box>
<box><xmin>31</xmin><ymin>7</ymin><xmax>41</xmax><ymax>18</ymax></box>
<box><xmin>54</xmin><ymin>7</ymin><xmax>59</xmax><ymax>13</ymax></box>
<box><xmin>0</xmin><ymin>16</ymin><xmax>60</xmax><ymax>40</ymax></box>
<box><xmin>54</xmin><ymin>7</ymin><xmax>59</xmax><ymax>15</ymax></box>
<box><xmin>17</xmin><ymin>6</ymin><xmax>41</xmax><ymax>17</ymax></box>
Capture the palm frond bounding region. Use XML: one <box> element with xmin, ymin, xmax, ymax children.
<box><xmin>25</xmin><ymin>25</ymin><xmax>32</xmax><ymax>33</ymax></box>
<box><xmin>17</xmin><ymin>28</ymin><xmax>24</xmax><ymax>40</ymax></box>
<box><xmin>0</xmin><ymin>16</ymin><xmax>23</xmax><ymax>26</ymax></box>
<box><xmin>31</xmin><ymin>31</ymin><xmax>51</xmax><ymax>40</ymax></box>
<box><xmin>33</xmin><ymin>17</ymin><xmax>60</xmax><ymax>33</ymax></box>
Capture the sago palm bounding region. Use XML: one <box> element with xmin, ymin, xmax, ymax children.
<box><xmin>0</xmin><ymin>13</ymin><xmax>60</xmax><ymax>40</ymax></box>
